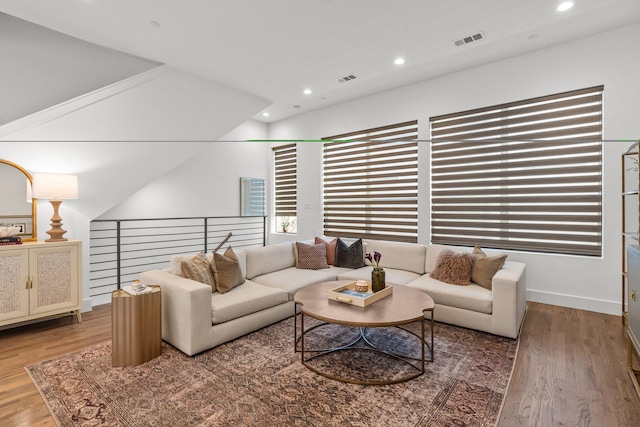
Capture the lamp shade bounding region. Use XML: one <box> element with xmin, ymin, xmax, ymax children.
<box><xmin>32</xmin><ymin>173</ymin><xmax>78</xmax><ymax>200</ymax></box>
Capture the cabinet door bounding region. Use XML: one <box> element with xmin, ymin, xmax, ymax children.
<box><xmin>29</xmin><ymin>244</ymin><xmax>79</xmax><ymax>316</ymax></box>
<box><xmin>0</xmin><ymin>249</ymin><xmax>30</xmax><ymax>323</ymax></box>
<box><xmin>628</xmin><ymin>245</ymin><xmax>640</xmax><ymax>351</ymax></box>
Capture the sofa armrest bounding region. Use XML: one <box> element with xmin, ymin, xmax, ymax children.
<box><xmin>490</xmin><ymin>261</ymin><xmax>527</xmax><ymax>338</ymax></box>
<box><xmin>139</xmin><ymin>269</ymin><xmax>212</xmax><ymax>356</ymax></box>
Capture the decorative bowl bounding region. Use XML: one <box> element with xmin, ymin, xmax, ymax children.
<box><xmin>0</xmin><ymin>226</ymin><xmax>21</xmax><ymax>238</ymax></box>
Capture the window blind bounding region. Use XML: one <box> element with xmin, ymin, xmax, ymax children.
<box><xmin>322</xmin><ymin>120</ymin><xmax>418</xmax><ymax>243</ymax></box>
<box><xmin>272</xmin><ymin>144</ymin><xmax>297</xmax><ymax>218</ymax></box>
<box><xmin>429</xmin><ymin>86</ymin><xmax>603</xmax><ymax>256</ymax></box>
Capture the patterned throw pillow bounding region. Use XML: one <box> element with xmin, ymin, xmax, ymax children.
<box><xmin>334</xmin><ymin>238</ymin><xmax>366</xmax><ymax>269</ymax></box>
<box><xmin>181</xmin><ymin>252</ymin><xmax>215</xmax><ymax>289</ymax></box>
<box><xmin>470</xmin><ymin>245</ymin><xmax>508</xmax><ymax>290</ymax></box>
<box><xmin>429</xmin><ymin>249</ymin><xmax>474</xmax><ymax>286</ymax></box>
<box><xmin>314</xmin><ymin>237</ymin><xmax>337</xmax><ymax>265</ymax></box>
<box><xmin>296</xmin><ymin>242</ymin><xmax>329</xmax><ymax>270</ymax></box>
<box><xmin>211</xmin><ymin>247</ymin><xmax>245</xmax><ymax>294</ymax></box>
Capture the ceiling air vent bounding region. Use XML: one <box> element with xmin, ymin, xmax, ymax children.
<box><xmin>338</xmin><ymin>74</ymin><xmax>358</xmax><ymax>83</ymax></box>
<box><xmin>454</xmin><ymin>31</ymin><xmax>485</xmax><ymax>47</ymax></box>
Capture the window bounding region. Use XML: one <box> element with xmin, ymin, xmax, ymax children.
<box><xmin>240</xmin><ymin>177</ymin><xmax>265</xmax><ymax>216</ymax></box>
<box><xmin>322</xmin><ymin>120</ymin><xmax>418</xmax><ymax>242</ymax></box>
<box><xmin>272</xmin><ymin>144</ymin><xmax>297</xmax><ymax>233</ymax></box>
<box><xmin>429</xmin><ymin>86</ymin><xmax>603</xmax><ymax>256</ymax></box>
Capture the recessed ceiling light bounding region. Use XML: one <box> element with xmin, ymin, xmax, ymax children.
<box><xmin>394</xmin><ymin>58</ymin><xmax>405</xmax><ymax>65</ymax></box>
<box><xmin>303</xmin><ymin>89</ymin><xmax>312</xmax><ymax>95</ymax></box>
<box><xmin>557</xmin><ymin>1</ymin><xmax>574</xmax><ymax>12</ymax></box>
<box><xmin>262</xmin><ymin>112</ymin><xmax>270</xmax><ymax>117</ymax></box>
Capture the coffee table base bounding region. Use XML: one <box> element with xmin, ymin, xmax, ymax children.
<box><xmin>294</xmin><ymin>308</ymin><xmax>434</xmax><ymax>385</ymax></box>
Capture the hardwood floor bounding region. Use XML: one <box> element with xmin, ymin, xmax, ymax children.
<box><xmin>499</xmin><ymin>302</ymin><xmax>640</xmax><ymax>426</ymax></box>
<box><xmin>0</xmin><ymin>302</ymin><xmax>639</xmax><ymax>426</ymax></box>
<box><xmin>0</xmin><ymin>306</ymin><xmax>111</xmax><ymax>427</ymax></box>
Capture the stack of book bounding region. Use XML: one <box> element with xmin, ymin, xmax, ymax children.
<box><xmin>0</xmin><ymin>236</ymin><xmax>22</xmax><ymax>246</ymax></box>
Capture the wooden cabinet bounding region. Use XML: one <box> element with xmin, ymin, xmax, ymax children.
<box><xmin>627</xmin><ymin>245</ymin><xmax>640</xmax><ymax>397</ymax></box>
<box><xmin>623</xmin><ymin>141</ymin><xmax>640</xmax><ymax>398</ymax></box>
<box><xmin>622</xmin><ymin>142</ymin><xmax>639</xmax><ymax>323</ymax></box>
<box><xmin>0</xmin><ymin>240</ymin><xmax>82</xmax><ymax>327</ymax></box>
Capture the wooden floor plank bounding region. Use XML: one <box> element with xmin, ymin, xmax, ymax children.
<box><xmin>0</xmin><ymin>305</ymin><xmax>111</xmax><ymax>427</ymax></box>
<box><xmin>499</xmin><ymin>302</ymin><xmax>640</xmax><ymax>427</ymax></box>
<box><xmin>1</xmin><ymin>302</ymin><xmax>639</xmax><ymax>426</ymax></box>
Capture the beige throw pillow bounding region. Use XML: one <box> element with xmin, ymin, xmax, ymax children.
<box><xmin>429</xmin><ymin>250</ymin><xmax>474</xmax><ymax>286</ymax></box>
<box><xmin>470</xmin><ymin>245</ymin><xmax>507</xmax><ymax>290</ymax></box>
<box><xmin>181</xmin><ymin>252</ymin><xmax>215</xmax><ymax>289</ymax></box>
<box><xmin>211</xmin><ymin>247</ymin><xmax>245</xmax><ymax>294</ymax></box>
<box><xmin>296</xmin><ymin>242</ymin><xmax>330</xmax><ymax>270</ymax></box>
<box><xmin>471</xmin><ymin>244</ymin><xmax>487</xmax><ymax>259</ymax></box>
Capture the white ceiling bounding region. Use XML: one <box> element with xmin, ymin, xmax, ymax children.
<box><xmin>2</xmin><ymin>0</ymin><xmax>640</xmax><ymax>123</ymax></box>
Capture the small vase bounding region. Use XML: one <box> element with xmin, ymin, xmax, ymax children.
<box><xmin>371</xmin><ymin>268</ymin><xmax>385</xmax><ymax>293</ymax></box>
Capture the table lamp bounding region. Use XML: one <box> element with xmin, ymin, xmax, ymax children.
<box><xmin>32</xmin><ymin>173</ymin><xmax>78</xmax><ymax>242</ymax></box>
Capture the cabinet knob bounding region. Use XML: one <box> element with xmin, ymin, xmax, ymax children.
<box><xmin>632</xmin><ymin>289</ymin><xmax>637</xmax><ymax>302</ymax></box>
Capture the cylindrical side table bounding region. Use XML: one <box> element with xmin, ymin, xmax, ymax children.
<box><xmin>111</xmin><ymin>285</ymin><xmax>162</xmax><ymax>367</ymax></box>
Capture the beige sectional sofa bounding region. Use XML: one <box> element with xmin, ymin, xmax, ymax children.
<box><xmin>139</xmin><ymin>239</ymin><xmax>526</xmax><ymax>356</ymax></box>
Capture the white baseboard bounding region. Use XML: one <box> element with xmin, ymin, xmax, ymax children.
<box><xmin>91</xmin><ymin>293</ymin><xmax>112</xmax><ymax>308</ymax></box>
<box><xmin>82</xmin><ymin>298</ymin><xmax>93</xmax><ymax>313</ymax></box>
<box><xmin>526</xmin><ymin>289</ymin><xmax>621</xmax><ymax>316</ymax></box>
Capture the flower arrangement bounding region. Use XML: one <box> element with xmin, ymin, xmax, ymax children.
<box><xmin>365</xmin><ymin>251</ymin><xmax>382</xmax><ymax>270</ymax></box>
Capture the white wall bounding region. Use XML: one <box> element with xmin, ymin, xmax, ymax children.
<box><xmin>100</xmin><ymin>121</ymin><xmax>270</xmax><ymax>219</ymax></box>
<box><xmin>1</xmin><ymin>68</ymin><xmax>271</xmax><ymax>312</ymax></box>
<box><xmin>268</xmin><ymin>23</ymin><xmax>640</xmax><ymax>315</ymax></box>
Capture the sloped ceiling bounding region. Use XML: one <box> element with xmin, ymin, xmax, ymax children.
<box><xmin>0</xmin><ymin>13</ymin><xmax>159</xmax><ymax>126</ymax></box>
<box><xmin>1</xmin><ymin>0</ymin><xmax>640</xmax><ymax>123</ymax></box>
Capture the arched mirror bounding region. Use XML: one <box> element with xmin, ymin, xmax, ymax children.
<box><xmin>0</xmin><ymin>159</ymin><xmax>37</xmax><ymax>241</ymax></box>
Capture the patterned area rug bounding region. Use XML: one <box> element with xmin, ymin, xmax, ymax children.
<box><xmin>26</xmin><ymin>317</ymin><xmax>517</xmax><ymax>426</ymax></box>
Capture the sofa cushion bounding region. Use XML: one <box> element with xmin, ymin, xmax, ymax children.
<box><xmin>430</xmin><ymin>250</ymin><xmax>474</xmax><ymax>286</ymax></box>
<box><xmin>243</xmin><ymin>242</ymin><xmax>295</xmax><ymax>279</ymax></box>
<box><xmin>180</xmin><ymin>252</ymin><xmax>215</xmax><ymax>289</ymax></box>
<box><xmin>211</xmin><ymin>247</ymin><xmax>245</xmax><ymax>294</ymax></box>
<box><xmin>327</xmin><ymin>265</ymin><xmax>355</xmax><ymax>276</ymax></box>
<box><xmin>407</xmin><ymin>275</ymin><xmax>492</xmax><ymax>314</ymax></box>
<box><xmin>315</xmin><ymin>237</ymin><xmax>337</xmax><ymax>265</ymax></box>
<box><xmin>210</xmin><ymin>280</ymin><xmax>289</xmax><ymax>324</ymax></box>
<box><xmin>252</xmin><ymin>267</ymin><xmax>338</xmax><ymax>300</ymax></box>
<box><xmin>296</xmin><ymin>242</ymin><xmax>329</xmax><ymax>270</ymax></box>
<box><xmin>337</xmin><ymin>267</ymin><xmax>421</xmax><ymax>286</ymax></box>
<box><xmin>334</xmin><ymin>238</ymin><xmax>366</xmax><ymax>268</ymax></box>
<box><xmin>363</xmin><ymin>240</ymin><xmax>427</xmax><ymax>274</ymax></box>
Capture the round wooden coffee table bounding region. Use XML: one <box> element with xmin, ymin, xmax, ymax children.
<box><xmin>294</xmin><ymin>280</ymin><xmax>434</xmax><ymax>385</ymax></box>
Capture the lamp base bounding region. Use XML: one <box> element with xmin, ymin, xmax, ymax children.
<box><xmin>45</xmin><ymin>229</ymin><xmax>68</xmax><ymax>242</ymax></box>
<box><xmin>45</xmin><ymin>199</ymin><xmax>68</xmax><ymax>243</ymax></box>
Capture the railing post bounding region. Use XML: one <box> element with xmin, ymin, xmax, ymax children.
<box><xmin>204</xmin><ymin>217</ymin><xmax>208</xmax><ymax>253</ymax></box>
